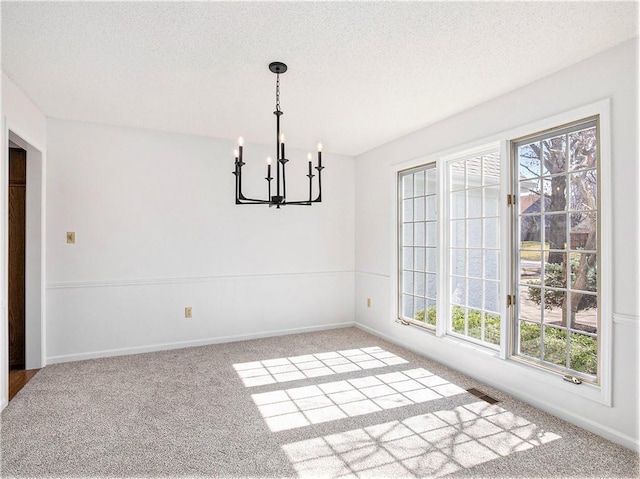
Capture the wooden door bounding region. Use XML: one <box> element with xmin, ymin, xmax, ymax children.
<box><xmin>8</xmin><ymin>148</ymin><xmax>26</xmax><ymax>370</ymax></box>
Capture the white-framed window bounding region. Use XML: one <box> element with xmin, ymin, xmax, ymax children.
<box><xmin>392</xmin><ymin>100</ymin><xmax>611</xmax><ymax>405</ymax></box>
<box><xmin>511</xmin><ymin>117</ymin><xmax>602</xmax><ymax>383</ymax></box>
<box><xmin>446</xmin><ymin>149</ymin><xmax>502</xmax><ymax>348</ymax></box>
<box><xmin>398</xmin><ymin>164</ymin><xmax>437</xmax><ymax>328</ymax></box>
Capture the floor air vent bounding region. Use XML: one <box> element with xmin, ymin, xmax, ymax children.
<box><xmin>466</xmin><ymin>387</ymin><xmax>500</xmax><ymax>404</ymax></box>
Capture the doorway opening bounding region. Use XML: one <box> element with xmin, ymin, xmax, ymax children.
<box><xmin>9</xmin><ymin>146</ymin><xmax>26</xmax><ymax>372</ymax></box>
<box><xmin>5</xmin><ymin>132</ymin><xmax>44</xmax><ymax>403</ymax></box>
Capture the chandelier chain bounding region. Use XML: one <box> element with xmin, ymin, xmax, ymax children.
<box><xmin>275</xmin><ymin>74</ymin><xmax>281</xmax><ymax>112</ymax></box>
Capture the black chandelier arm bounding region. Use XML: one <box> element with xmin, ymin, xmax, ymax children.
<box><xmin>238</xmin><ymin>181</ymin><xmax>269</xmax><ymax>203</ymax></box>
<box><xmin>235</xmin><ymin>165</ymin><xmax>255</xmax><ymax>203</ymax></box>
<box><xmin>307</xmin><ymin>172</ymin><xmax>314</xmax><ymax>203</ymax></box>
<box><xmin>234</xmin><ymin>155</ymin><xmax>323</xmax><ymax>205</ymax></box>
<box><xmin>237</xmin><ymin>200</ymin><xmax>274</xmax><ymax>205</ymax></box>
<box><xmin>312</xmin><ymin>165</ymin><xmax>324</xmax><ymax>202</ymax></box>
<box><xmin>233</xmin><ymin>163</ymin><xmax>239</xmax><ymax>201</ymax></box>
<box><xmin>281</xmin><ymin>158</ymin><xmax>288</xmax><ymax>202</ymax></box>
<box><xmin>276</xmin><ymin>155</ymin><xmax>281</xmax><ymax>200</ymax></box>
<box><xmin>234</xmin><ymin>168</ymin><xmax>269</xmax><ymax>204</ymax></box>
<box><xmin>236</xmin><ymin>195</ymin><xmax>272</xmax><ymax>205</ymax></box>
<box><xmin>238</xmin><ymin>199</ymin><xmax>312</xmax><ymax>206</ymax></box>
<box><xmin>238</xmin><ymin>195</ymin><xmax>270</xmax><ymax>204</ymax></box>
<box><xmin>233</xmin><ymin>162</ymin><xmax>243</xmax><ymax>203</ymax></box>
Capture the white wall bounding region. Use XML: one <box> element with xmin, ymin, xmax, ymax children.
<box><xmin>355</xmin><ymin>39</ymin><xmax>639</xmax><ymax>449</ymax></box>
<box><xmin>45</xmin><ymin>118</ymin><xmax>355</xmax><ymax>362</ymax></box>
<box><xmin>1</xmin><ymin>72</ymin><xmax>47</xmax><ymax>409</ymax></box>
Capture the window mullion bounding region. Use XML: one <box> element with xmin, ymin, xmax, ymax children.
<box><xmin>503</xmin><ymin>140</ymin><xmax>514</xmax><ymax>360</ymax></box>
<box><xmin>435</xmin><ymin>157</ymin><xmax>447</xmax><ymax>337</ymax></box>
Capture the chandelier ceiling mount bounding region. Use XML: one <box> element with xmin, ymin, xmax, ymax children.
<box><xmin>268</xmin><ymin>61</ymin><xmax>287</xmax><ymax>74</ymax></box>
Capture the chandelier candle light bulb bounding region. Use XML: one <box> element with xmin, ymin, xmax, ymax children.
<box><xmin>232</xmin><ymin>61</ymin><xmax>325</xmax><ymax>208</ymax></box>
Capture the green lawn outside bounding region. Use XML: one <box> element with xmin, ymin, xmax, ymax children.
<box><xmin>412</xmin><ymin>307</ymin><xmax>597</xmax><ymax>375</ymax></box>
<box><xmin>520</xmin><ymin>241</ymin><xmax>549</xmax><ymax>261</ymax></box>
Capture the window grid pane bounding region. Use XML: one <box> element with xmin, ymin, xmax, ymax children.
<box><xmin>514</xmin><ymin>120</ymin><xmax>598</xmax><ymax>380</ymax></box>
<box><xmin>448</xmin><ymin>152</ymin><xmax>501</xmax><ymax>348</ymax></box>
<box><xmin>399</xmin><ymin>165</ymin><xmax>437</xmax><ymax>327</ymax></box>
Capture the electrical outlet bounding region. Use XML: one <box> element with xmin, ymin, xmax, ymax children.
<box><xmin>66</xmin><ymin>232</ymin><xmax>76</xmax><ymax>244</ymax></box>
<box><xmin>185</xmin><ymin>307</ymin><xmax>193</xmax><ymax>318</ymax></box>
<box><xmin>367</xmin><ymin>298</ymin><xmax>371</xmax><ymax>308</ymax></box>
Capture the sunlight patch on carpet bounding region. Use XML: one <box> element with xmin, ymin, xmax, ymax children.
<box><xmin>251</xmin><ymin>368</ymin><xmax>466</xmax><ymax>432</ymax></box>
<box><xmin>282</xmin><ymin>401</ymin><xmax>561</xmax><ymax>478</ymax></box>
<box><xmin>234</xmin><ymin>346</ymin><xmax>408</xmax><ymax>387</ymax></box>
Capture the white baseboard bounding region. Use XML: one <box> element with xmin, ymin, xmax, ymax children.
<box><xmin>47</xmin><ymin>321</ymin><xmax>355</xmax><ymax>364</ymax></box>
<box><xmin>355</xmin><ymin>322</ymin><xmax>640</xmax><ymax>452</ymax></box>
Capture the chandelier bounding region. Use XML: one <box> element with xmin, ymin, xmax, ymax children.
<box><xmin>233</xmin><ymin>62</ymin><xmax>324</xmax><ymax>208</ymax></box>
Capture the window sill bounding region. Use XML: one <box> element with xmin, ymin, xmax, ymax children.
<box><xmin>395</xmin><ymin>318</ymin><xmax>435</xmax><ymax>332</ymax></box>
<box><xmin>395</xmin><ymin>319</ymin><xmax>500</xmax><ymax>357</ymax></box>
<box><xmin>507</xmin><ymin>355</ymin><xmax>611</xmax><ymax>406</ymax></box>
<box><xmin>394</xmin><ymin>320</ymin><xmax>610</xmax><ymax>406</ymax></box>
<box><xmin>440</xmin><ymin>332</ymin><xmax>610</xmax><ymax>406</ymax></box>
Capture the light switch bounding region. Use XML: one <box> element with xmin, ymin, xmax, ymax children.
<box><xmin>66</xmin><ymin>232</ymin><xmax>76</xmax><ymax>244</ymax></box>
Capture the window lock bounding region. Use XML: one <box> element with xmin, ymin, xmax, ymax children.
<box><xmin>563</xmin><ymin>375</ymin><xmax>583</xmax><ymax>385</ymax></box>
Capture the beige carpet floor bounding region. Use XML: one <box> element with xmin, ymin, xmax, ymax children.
<box><xmin>1</xmin><ymin>327</ymin><xmax>638</xmax><ymax>478</ymax></box>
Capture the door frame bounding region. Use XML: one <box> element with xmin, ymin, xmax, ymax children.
<box><xmin>2</xmin><ymin>120</ymin><xmax>46</xmax><ymax>407</ymax></box>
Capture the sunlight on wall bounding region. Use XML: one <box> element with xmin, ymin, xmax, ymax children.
<box><xmin>251</xmin><ymin>368</ymin><xmax>466</xmax><ymax>432</ymax></box>
<box><xmin>234</xmin><ymin>347</ymin><xmax>408</xmax><ymax>387</ymax></box>
<box><xmin>283</xmin><ymin>401</ymin><xmax>561</xmax><ymax>478</ymax></box>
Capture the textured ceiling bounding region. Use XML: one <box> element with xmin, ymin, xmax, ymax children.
<box><xmin>2</xmin><ymin>2</ymin><xmax>638</xmax><ymax>156</ymax></box>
